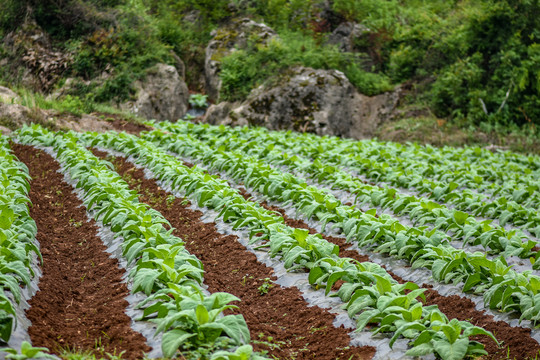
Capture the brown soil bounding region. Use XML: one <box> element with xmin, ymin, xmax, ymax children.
<box><xmin>93</xmin><ymin>149</ymin><xmax>375</xmax><ymax>360</ymax></box>
<box><xmin>11</xmin><ymin>143</ymin><xmax>151</xmax><ymax>359</ymax></box>
<box><xmin>237</xmin><ymin>189</ymin><xmax>540</xmax><ymax>360</ymax></box>
<box><xmin>108</xmin><ymin>117</ymin><xmax>152</xmax><ymax>135</ymax></box>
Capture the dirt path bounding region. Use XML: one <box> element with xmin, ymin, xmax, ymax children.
<box><xmin>12</xmin><ymin>144</ymin><xmax>151</xmax><ymax>359</ymax></box>
<box><xmin>243</xmin><ymin>190</ymin><xmax>540</xmax><ymax>360</ymax></box>
<box><xmin>94</xmin><ymin>149</ymin><xmax>375</xmax><ymax>360</ymax></box>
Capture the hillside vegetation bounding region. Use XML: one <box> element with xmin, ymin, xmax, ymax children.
<box><xmin>0</xmin><ymin>0</ymin><xmax>539</xmax><ymax>151</ymax></box>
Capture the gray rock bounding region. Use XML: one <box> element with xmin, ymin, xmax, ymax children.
<box><xmin>54</xmin><ymin>113</ymin><xmax>117</xmax><ymax>133</ymax></box>
<box><xmin>204</xmin><ymin>18</ymin><xmax>278</xmax><ymax>101</ymax></box>
<box><xmin>209</xmin><ymin>67</ymin><xmax>400</xmax><ymax>139</ymax></box>
<box><xmin>0</xmin><ymin>86</ymin><xmax>21</xmax><ymax>104</ymax></box>
<box><xmin>327</xmin><ymin>22</ymin><xmax>371</xmax><ymax>53</ymax></box>
<box><xmin>0</xmin><ymin>102</ymin><xmax>46</xmax><ymax>129</ymax></box>
<box><xmin>0</xmin><ymin>99</ymin><xmax>131</xmax><ymax>133</ymax></box>
<box><xmin>204</xmin><ymin>101</ymin><xmax>242</xmax><ymax>126</ymax></box>
<box><xmin>120</xmin><ymin>63</ymin><xmax>189</xmax><ymax>121</ymax></box>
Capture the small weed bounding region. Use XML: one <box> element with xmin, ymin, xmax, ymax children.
<box><xmin>166</xmin><ymin>194</ymin><xmax>176</xmax><ymax>207</ymax></box>
<box><xmin>241</xmin><ymin>274</ymin><xmax>253</xmax><ymax>286</ymax></box>
<box><xmin>258</xmin><ymin>277</ymin><xmax>274</xmax><ymax>295</ymax></box>
<box><xmin>309</xmin><ymin>325</ymin><xmax>327</xmax><ymax>334</ymax></box>
<box><xmin>69</xmin><ymin>218</ymin><xmax>83</xmax><ymax>228</ymax></box>
<box><xmin>253</xmin><ymin>334</ymin><xmax>285</xmax><ymax>351</ymax></box>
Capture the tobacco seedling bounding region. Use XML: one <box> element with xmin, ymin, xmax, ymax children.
<box><xmin>189</xmin><ymin>94</ymin><xmax>208</xmax><ymax>109</ymax></box>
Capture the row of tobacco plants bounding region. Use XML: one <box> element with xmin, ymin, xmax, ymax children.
<box><xmin>142</xmin><ymin>120</ymin><xmax>540</xmax><ymax>326</ymax></box>
<box><xmin>72</xmin><ymin>126</ymin><xmax>496</xmax><ymax>360</ymax></box>
<box><xmin>13</xmin><ymin>125</ymin><xmax>265</xmax><ymax>360</ymax></box>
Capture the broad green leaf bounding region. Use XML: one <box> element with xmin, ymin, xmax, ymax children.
<box><xmin>433</xmin><ymin>338</ymin><xmax>469</xmax><ymax>360</ymax></box>
<box><xmin>161</xmin><ymin>329</ymin><xmax>195</xmax><ymax>358</ymax></box>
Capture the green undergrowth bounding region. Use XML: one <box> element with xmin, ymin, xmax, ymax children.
<box><xmin>219</xmin><ymin>30</ymin><xmax>393</xmax><ymax>101</ymax></box>
<box><xmin>0</xmin><ymin>0</ymin><xmax>539</xmax><ymax>134</ymax></box>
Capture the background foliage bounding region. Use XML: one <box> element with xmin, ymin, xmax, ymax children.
<box><xmin>0</xmin><ymin>0</ymin><xmax>538</xmax><ymax>129</ymax></box>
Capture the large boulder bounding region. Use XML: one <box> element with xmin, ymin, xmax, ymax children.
<box><xmin>120</xmin><ymin>63</ymin><xmax>189</xmax><ymax>121</ymax></box>
<box><xmin>205</xmin><ymin>67</ymin><xmax>400</xmax><ymax>139</ymax></box>
<box><xmin>205</xmin><ymin>18</ymin><xmax>278</xmax><ymax>101</ymax></box>
<box><xmin>0</xmin><ymin>103</ymin><xmax>43</xmax><ymax>129</ymax></box>
<box><xmin>204</xmin><ymin>101</ymin><xmax>243</xmax><ymax>126</ymax></box>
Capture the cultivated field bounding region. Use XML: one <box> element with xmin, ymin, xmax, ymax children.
<box><xmin>2</xmin><ymin>121</ymin><xmax>540</xmax><ymax>360</ymax></box>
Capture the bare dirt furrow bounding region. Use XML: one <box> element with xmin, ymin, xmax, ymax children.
<box><xmin>237</xmin><ymin>188</ymin><xmax>540</xmax><ymax>360</ymax></box>
<box><xmin>93</xmin><ymin>149</ymin><xmax>376</xmax><ymax>360</ymax></box>
<box><xmin>11</xmin><ymin>143</ymin><xmax>151</xmax><ymax>359</ymax></box>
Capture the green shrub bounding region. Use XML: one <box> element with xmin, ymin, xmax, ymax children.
<box><xmin>0</xmin><ymin>0</ymin><xmax>27</xmax><ymax>34</ymax></box>
<box><xmin>91</xmin><ymin>70</ymin><xmax>134</xmax><ymax>103</ymax></box>
<box><xmin>220</xmin><ymin>31</ymin><xmax>393</xmax><ymax>101</ymax></box>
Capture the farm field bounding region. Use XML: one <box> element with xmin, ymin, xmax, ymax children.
<box><xmin>1</xmin><ymin>122</ymin><xmax>540</xmax><ymax>360</ymax></box>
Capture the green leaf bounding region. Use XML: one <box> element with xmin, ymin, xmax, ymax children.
<box><xmin>453</xmin><ymin>211</ymin><xmax>469</xmax><ymax>226</ymax></box>
<box><xmin>405</xmin><ymin>342</ymin><xmax>434</xmax><ymax>357</ymax></box>
<box><xmin>463</xmin><ymin>273</ymin><xmax>482</xmax><ymax>292</ymax></box>
<box><xmin>161</xmin><ymin>329</ymin><xmax>195</xmax><ymax>358</ymax></box>
<box><xmin>373</xmin><ymin>275</ymin><xmax>392</xmax><ymax>295</ymax></box>
<box><xmin>196</xmin><ymin>304</ymin><xmax>209</xmax><ymax>325</ymax></box>
<box><xmin>308</xmin><ymin>267</ymin><xmax>324</xmax><ymax>285</ymax></box>
<box><xmin>355</xmin><ymin>309</ymin><xmax>379</xmax><ymax>331</ymax></box>
<box><xmin>0</xmin><ymin>311</ymin><xmax>13</xmax><ymax>342</ymax></box>
<box><xmin>389</xmin><ymin>322</ymin><xmax>426</xmax><ymax>348</ymax></box>
<box><xmin>325</xmin><ymin>271</ymin><xmax>346</xmax><ymax>295</ymax></box>
<box><xmin>499</xmin><ymin>210</ymin><xmax>513</xmax><ymax>226</ymax></box>
<box><xmin>433</xmin><ymin>338</ymin><xmax>469</xmax><ymax>360</ymax></box>
<box><xmin>217</xmin><ymin>314</ymin><xmax>250</xmax><ymax>345</ymax></box>
<box><xmin>132</xmin><ymin>268</ymin><xmax>160</xmax><ymax>295</ymax></box>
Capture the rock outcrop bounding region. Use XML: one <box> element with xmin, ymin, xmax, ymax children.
<box><xmin>120</xmin><ymin>63</ymin><xmax>189</xmax><ymax>121</ymax></box>
<box><xmin>0</xmin><ymin>103</ymin><xmax>43</xmax><ymax>130</ymax></box>
<box><xmin>204</xmin><ymin>67</ymin><xmax>400</xmax><ymax>139</ymax></box>
<box><xmin>2</xmin><ymin>20</ymin><xmax>71</xmax><ymax>92</ymax></box>
<box><xmin>204</xmin><ymin>18</ymin><xmax>278</xmax><ymax>101</ymax></box>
